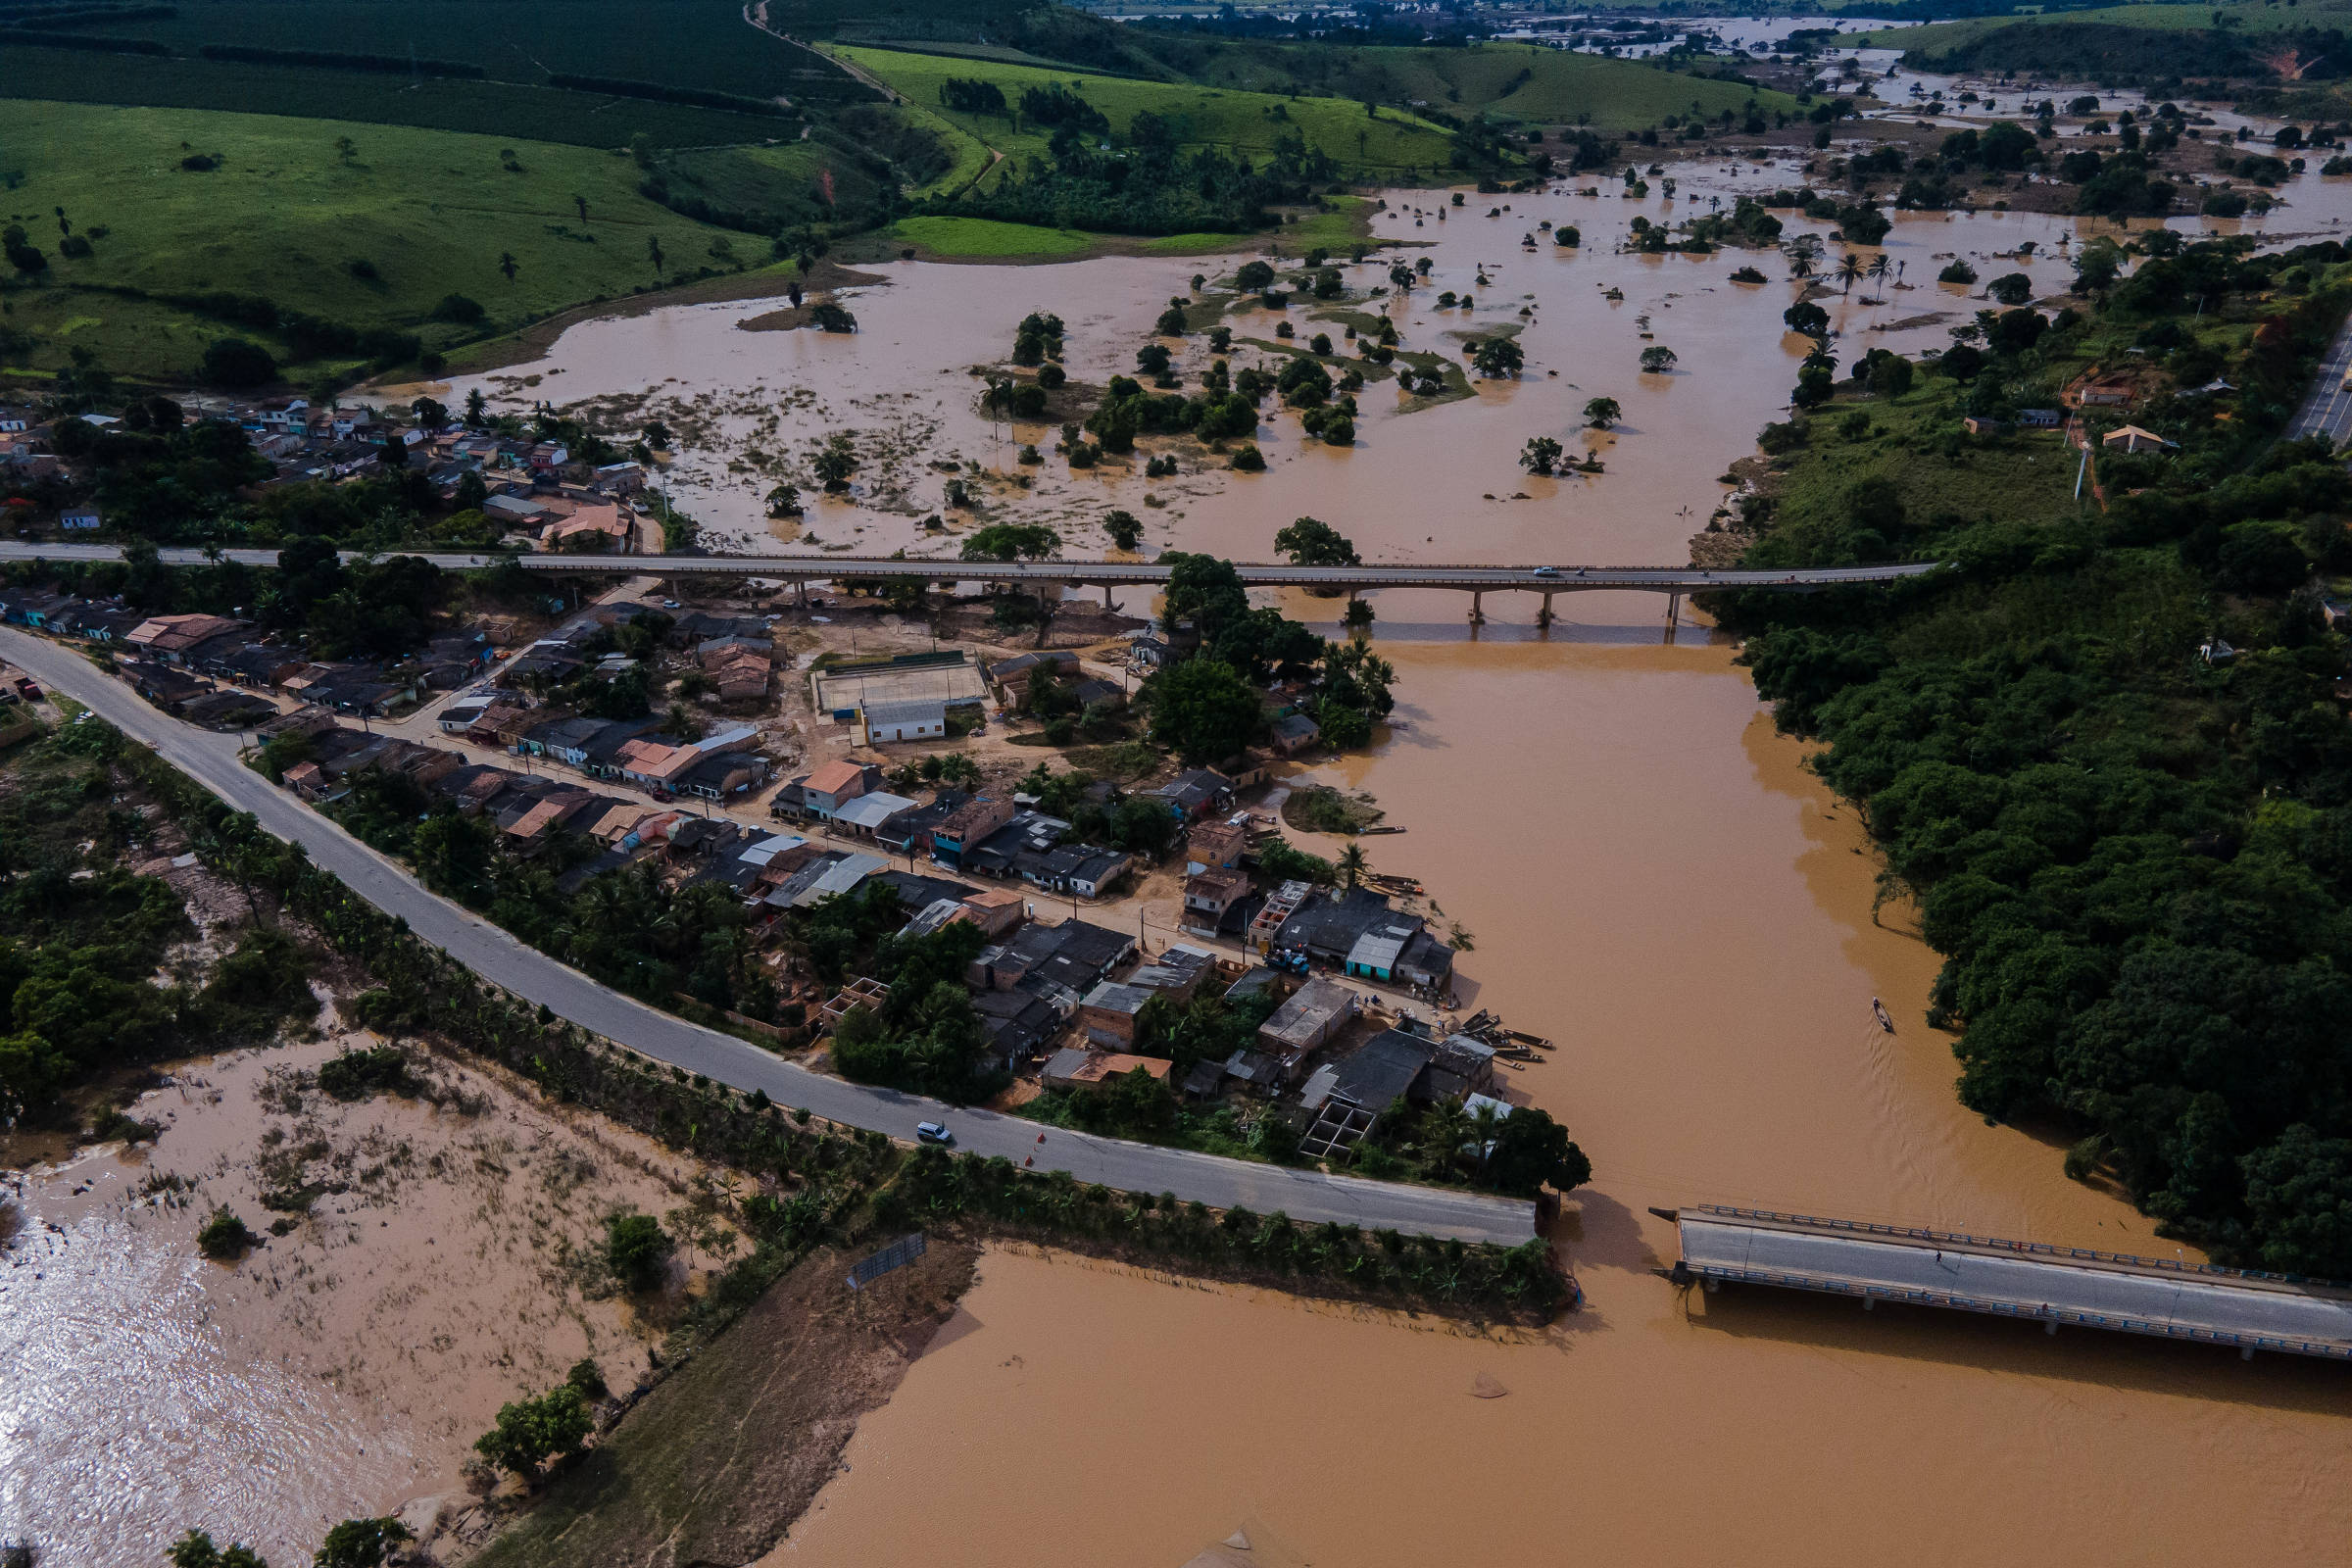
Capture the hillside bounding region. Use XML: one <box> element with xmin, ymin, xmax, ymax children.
<box><xmin>827</xmin><ymin>44</ymin><xmax>1466</xmax><ymax>182</ymax></box>
<box><xmin>0</xmin><ymin>100</ymin><xmax>757</xmax><ymax>383</ymax></box>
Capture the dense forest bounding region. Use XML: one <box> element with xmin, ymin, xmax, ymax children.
<box><xmin>1724</xmin><ymin>233</ymin><xmax>2352</xmax><ymax>1276</ymax></box>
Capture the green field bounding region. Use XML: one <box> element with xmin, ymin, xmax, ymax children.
<box><xmin>0</xmin><ymin>100</ymin><xmax>747</xmax><ymax>379</ymax></box>
<box><xmin>828</xmin><ymin>44</ymin><xmax>1464</xmax><ymax>179</ymax></box>
<box><xmin>20</xmin><ymin>0</ymin><xmax>868</xmax><ymax>104</ymax></box>
<box><xmin>1155</xmin><ymin>42</ymin><xmax>1801</xmax><ymax>133</ymax></box>
<box><xmin>0</xmin><ymin>41</ymin><xmax>798</xmax><ymax>150</ymax></box>
<box><xmin>889</xmin><ymin>215</ymin><xmax>1097</xmax><ymax>258</ymax></box>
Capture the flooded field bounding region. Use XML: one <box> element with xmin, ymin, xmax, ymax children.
<box><xmin>1</xmin><ymin>1036</ymin><xmax>734</xmax><ymax>1566</ymax></box>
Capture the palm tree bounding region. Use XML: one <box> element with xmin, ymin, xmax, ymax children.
<box><xmin>1336</xmin><ymin>842</ymin><xmax>1367</xmax><ymax>890</ymax></box>
<box><xmin>1836</xmin><ymin>253</ymin><xmax>1866</xmax><ymax>296</ymax></box>
<box><xmin>1787</xmin><ymin>252</ymin><xmax>1816</xmax><ymax>282</ymax></box>
<box><xmin>1867</xmin><ymin>253</ymin><xmax>1891</xmax><ymax>300</ymax></box>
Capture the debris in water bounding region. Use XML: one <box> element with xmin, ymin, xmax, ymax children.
<box><xmin>1471</xmin><ymin>1372</ymin><xmax>1509</xmax><ymax>1398</ymax></box>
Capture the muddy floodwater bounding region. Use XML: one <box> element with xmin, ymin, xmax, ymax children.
<box><xmin>31</xmin><ymin>74</ymin><xmax>2352</xmax><ymax>1559</ymax></box>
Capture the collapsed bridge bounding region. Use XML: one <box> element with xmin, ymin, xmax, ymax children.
<box><xmin>1665</xmin><ymin>1204</ymin><xmax>2352</xmax><ymax>1362</ymax></box>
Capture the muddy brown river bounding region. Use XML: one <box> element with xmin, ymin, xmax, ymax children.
<box><xmin>14</xmin><ymin>92</ymin><xmax>2352</xmax><ymax>1561</ymax></box>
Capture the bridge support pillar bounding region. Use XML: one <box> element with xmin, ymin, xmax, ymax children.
<box><xmin>2242</xmin><ymin>1345</ymin><xmax>2255</xmax><ymax>1360</ymax></box>
<box><xmin>1666</xmin><ymin>591</ymin><xmax>1682</xmax><ymax>625</ymax></box>
<box><xmin>796</xmin><ymin>579</ymin><xmax>808</xmax><ymax>607</ymax></box>
<box><xmin>1538</xmin><ymin>592</ymin><xmax>1554</xmax><ymax>628</ymax></box>
<box><xmin>2044</xmin><ymin>1317</ymin><xmax>2058</xmax><ymax>1336</ymax></box>
<box><xmin>1862</xmin><ymin>1297</ymin><xmax>1875</xmax><ymax>1312</ymax></box>
<box><xmin>1102</xmin><ymin>583</ymin><xmax>1114</xmax><ymax>609</ymax></box>
<box><xmin>1468</xmin><ymin>591</ymin><xmax>1485</xmax><ymax>625</ymax></box>
<box><xmin>1703</xmin><ymin>1277</ymin><xmax>1719</xmax><ymax>1293</ymax></box>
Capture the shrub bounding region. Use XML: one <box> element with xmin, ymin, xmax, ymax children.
<box><xmin>197</xmin><ymin>1207</ymin><xmax>254</xmax><ymax>1260</ymax></box>
<box><xmin>201</xmin><ymin>337</ymin><xmax>277</xmax><ymax>388</ymax></box>
<box><xmin>606</xmin><ymin>1209</ymin><xmax>672</xmax><ymax>1291</ymax></box>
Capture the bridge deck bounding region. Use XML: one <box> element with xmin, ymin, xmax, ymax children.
<box><xmin>1675</xmin><ymin>1205</ymin><xmax>2352</xmax><ymax>1359</ymax></box>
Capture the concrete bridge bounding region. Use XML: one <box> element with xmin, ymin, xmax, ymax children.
<box><xmin>0</xmin><ymin>544</ymin><xmax>1938</xmax><ymax>624</ymax></box>
<box><xmin>1668</xmin><ymin>1204</ymin><xmax>2352</xmax><ymax>1361</ymax></box>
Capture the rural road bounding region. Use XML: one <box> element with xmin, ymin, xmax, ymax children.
<box><xmin>0</xmin><ymin>627</ymin><xmax>1538</xmax><ymax>1245</ymax></box>
<box><xmin>0</xmin><ymin>542</ymin><xmax>1938</xmax><ymax>595</ymax></box>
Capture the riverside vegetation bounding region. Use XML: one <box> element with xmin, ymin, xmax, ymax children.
<box><xmin>1721</xmin><ymin>228</ymin><xmax>2352</xmax><ymax>1277</ymax></box>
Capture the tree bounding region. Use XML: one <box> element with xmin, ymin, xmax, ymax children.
<box><xmin>1273</xmin><ymin>514</ymin><xmax>1359</xmax><ymax>566</ymax></box>
<box><xmin>765</xmin><ymin>482</ymin><xmax>803</xmax><ymax>516</ymax></box>
<box><xmin>497</xmin><ymin>251</ymin><xmax>518</xmax><ymax>281</ymax></box>
<box><xmin>198</xmin><ymin>1207</ymin><xmax>254</xmax><ymax>1260</ymax></box>
<box><xmin>314</xmin><ymin>1517</ymin><xmax>413</xmax><ymax>1568</ymax></box>
<box><xmin>1484</xmin><ymin>1105</ymin><xmax>1591</xmax><ymax>1196</ymax></box>
<box><xmin>1582</xmin><ymin>397</ymin><xmax>1621</xmax><ymax>430</ymax></box>
<box><xmin>474</xmin><ymin>1384</ymin><xmax>594</xmax><ymax>1480</ymax></box>
<box><xmin>1784</xmin><ymin>300</ymin><xmax>1830</xmax><ymax>339</ymax></box>
<box><xmin>1836</xmin><ymin>253</ymin><xmax>1866</xmax><ymax>295</ymax></box>
<box><xmin>1103</xmin><ymin>509</ymin><xmax>1142</xmax><ymax>550</ymax></box>
<box><xmin>2242</xmin><ymin>1125</ymin><xmax>2352</xmax><ymax>1277</ymax></box>
<box><xmin>1235</xmin><ymin>260</ymin><xmax>1275</xmax><ymax>291</ymax></box>
<box><xmin>167</xmin><ymin>1531</ymin><xmax>269</xmax><ymax>1568</ymax></box>
<box><xmin>811</xmin><ymin>432</ymin><xmax>858</xmax><ymax>492</ymax></box>
<box><xmin>1987</xmin><ymin>271</ymin><xmax>2034</xmax><ymax>306</ymax></box>
<box><xmin>1640</xmin><ymin>346</ymin><xmax>1678</xmax><ymax>372</ymax></box>
<box><xmin>1147</xmin><ymin>657</ymin><xmax>1260</xmax><ymax>760</ymax></box>
<box><xmin>1336</xmin><ymin>842</ymin><xmax>1367</xmax><ymax>889</ymax></box>
<box><xmin>1471</xmin><ymin>336</ymin><xmax>1524</xmax><ymax>377</ymax></box>
<box><xmin>961</xmin><ymin>522</ymin><xmax>1059</xmax><ymax>562</ymax></box>
<box><xmin>606</xmin><ymin>1210</ymin><xmax>672</xmax><ymax>1291</ymax></box>
<box><xmin>647</xmin><ymin>233</ymin><xmax>665</xmax><ymax>271</ymax></box>
<box><xmin>201</xmin><ymin>338</ymin><xmax>277</xmax><ymax>388</ymax></box>
<box><xmin>1519</xmin><ymin>436</ymin><xmax>1563</xmax><ymax>474</ymax></box>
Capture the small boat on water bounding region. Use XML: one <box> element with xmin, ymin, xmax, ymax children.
<box><xmin>1872</xmin><ymin>997</ymin><xmax>1895</xmax><ymax>1034</ymax></box>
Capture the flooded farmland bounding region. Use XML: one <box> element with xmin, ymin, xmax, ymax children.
<box><xmin>20</xmin><ymin>72</ymin><xmax>2352</xmax><ymax>1563</ymax></box>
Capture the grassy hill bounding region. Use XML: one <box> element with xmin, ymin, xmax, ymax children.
<box><xmin>1127</xmin><ymin>41</ymin><xmax>1800</xmax><ymax>132</ymax></box>
<box><xmin>0</xmin><ymin>100</ymin><xmax>755</xmax><ymax>382</ymax></box>
<box><xmin>828</xmin><ymin>43</ymin><xmax>1465</xmax><ymax>182</ymax></box>
<box><xmin>1865</xmin><ymin>0</ymin><xmax>2352</xmax><ymax>51</ymax></box>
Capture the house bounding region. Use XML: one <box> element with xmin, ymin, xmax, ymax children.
<box><xmin>60</xmin><ymin>507</ymin><xmax>100</xmax><ymax>531</ymax></box>
<box><xmin>1063</xmin><ymin>847</ymin><xmax>1130</xmax><ymax>899</ymax></box>
<box><xmin>711</xmin><ymin>653</ymin><xmax>770</xmax><ymax>701</ymax></box>
<box><xmin>1186</xmin><ymin>817</ymin><xmax>1249</xmax><ymax>874</ymax></box>
<box><xmin>987</xmin><ymin>650</ymin><xmax>1080</xmax><ymax>705</ymax></box>
<box><xmin>928</xmin><ymin>795</ymin><xmax>1014</xmax><ymax>868</ymax></box>
<box><xmin>2078</xmin><ymin>381</ymin><xmax>2133</xmax><ymax>408</ymax></box>
<box><xmin>125</xmin><ymin>613</ymin><xmax>246</xmax><ymax>663</ymax></box>
<box><xmin>1269</xmin><ymin>711</ymin><xmax>1320</xmax><ymax>755</ymax></box>
<box><xmin>1183</xmin><ymin>864</ymin><xmax>1253</xmax><ymax>934</ymax></box>
<box><xmin>484</xmin><ymin>492</ymin><xmax>555</xmax><ymax>528</ymax></box>
<box><xmin>970</xmin><ymin>987</ymin><xmax>1063</xmax><ymax>1067</ymax></box>
<box><xmin>1247</xmin><ymin>879</ymin><xmax>1314</xmax><ymax>954</ymax></box>
<box><xmin>1076</xmin><ymin>981</ymin><xmax>1155</xmax><ymax>1048</ymax></box>
<box><xmin>958</xmin><ymin>887</ymin><xmax>1027</xmax><ymax>937</ymax></box>
<box><xmin>970</xmin><ymin>918</ymin><xmax>1135</xmax><ymax>999</ymax></box>
<box><xmin>800</xmin><ymin>759</ymin><xmax>878</xmax><ymax>819</ymax></box>
<box><xmin>677</xmin><ymin>750</ymin><xmax>770</xmax><ymax>801</ymax></box>
<box><xmin>830</xmin><ymin>789</ymin><xmax>918</xmax><ymax>840</ymax></box>
<box><xmin>1344</xmin><ymin>917</ymin><xmax>1430</xmax><ymax>984</ymax></box>
<box><xmin>2102</xmin><ymin>424</ymin><xmax>2176</xmax><ymax>455</ymax></box>
<box><xmin>876</xmin><ymin>790</ymin><xmax>969</xmax><ymax>857</ymax></box>
<box><xmin>439</xmin><ymin>697</ymin><xmax>496</xmax><ymax>734</ymax></box>
<box><xmin>1129</xmin><ymin>943</ymin><xmax>1215</xmax><ymax>1002</ymax></box>
<box><xmin>1148</xmin><ymin>768</ymin><xmax>1232</xmax><ymax>821</ymax></box>
<box><xmin>858</xmin><ymin>697</ymin><xmax>949</xmax><ymax>746</ymax></box>
<box><xmin>614</xmin><ymin>737</ymin><xmax>704</xmax><ymax>791</ymax></box>
<box><xmin>1325</xmin><ymin>1028</ymin><xmax>1437</xmax><ymax>1112</ymax></box>
<box><xmin>591</xmin><ymin>461</ymin><xmax>647</xmax><ymax>495</ymax></box>
<box><xmin>1427</xmin><ymin>1033</ymin><xmax>1498</xmax><ymax>1101</ymax></box>
<box><xmin>2016</xmin><ymin>408</ymin><xmax>2064</xmax><ymax>428</ymax></box>
<box><xmin>1961</xmin><ymin>416</ymin><xmax>2007</xmax><ymax>436</ymax></box>
<box><xmin>1041</xmin><ymin>1049</ymin><xmax>1173</xmax><ymax>1093</ymax></box>
<box><xmin>466</xmin><ymin>703</ymin><xmax>539</xmax><ymax>750</ymax></box>
<box><xmin>1256</xmin><ymin>976</ymin><xmax>1359</xmax><ymax>1073</ymax></box>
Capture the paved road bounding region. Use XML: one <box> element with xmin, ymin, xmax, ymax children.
<box><xmin>2287</xmin><ymin>313</ymin><xmax>2352</xmax><ymax>447</ymax></box>
<box><xmin>0</xmin><ymin>543</ymin><xmax>1938</xmax><ymax>595</ymax></box>
<box><xmin>1</xmin><ymin>627</ymin><xmax>1536</xmax><ymax>1244</ymax></box>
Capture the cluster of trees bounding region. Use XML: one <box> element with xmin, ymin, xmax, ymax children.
<box><xmin>1139</xmin><ymin>551</ymin><xmax>1393</xmax><ymax>757</ymax></box>
<box><xmin>0</xmin><ymin>719</ymin><xmax>319</xmax><ymax>1127</ymax></box>
<box><xmin>1726</xmin><ymin>230</ymin><xmax>2352</xmax><ymax>1276</ymax></box>
<box><xmin>918</xmin><ymin>122</ymin><xmax>1343</xmax><ymax>237</ymax></box>
<box><xmin>827</xmin><ymin>916</ymin><xmax>1002</xmax><ymax>1102</ymax></box>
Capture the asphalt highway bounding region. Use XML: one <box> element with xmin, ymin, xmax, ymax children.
<box><xmin>0</xmin><ymin>542</ymin><xmax>1938</xmax><ymax>594</ymax></box>
<box><xmin>0</xmin><ymin>626</ymin><xmax>1538</xmax><ymax>1245</ymax></box>
<box><xmin>2287</xmin><ymin>315</ymin><xmax>2352</xmax><ymax>448</ymax></box>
